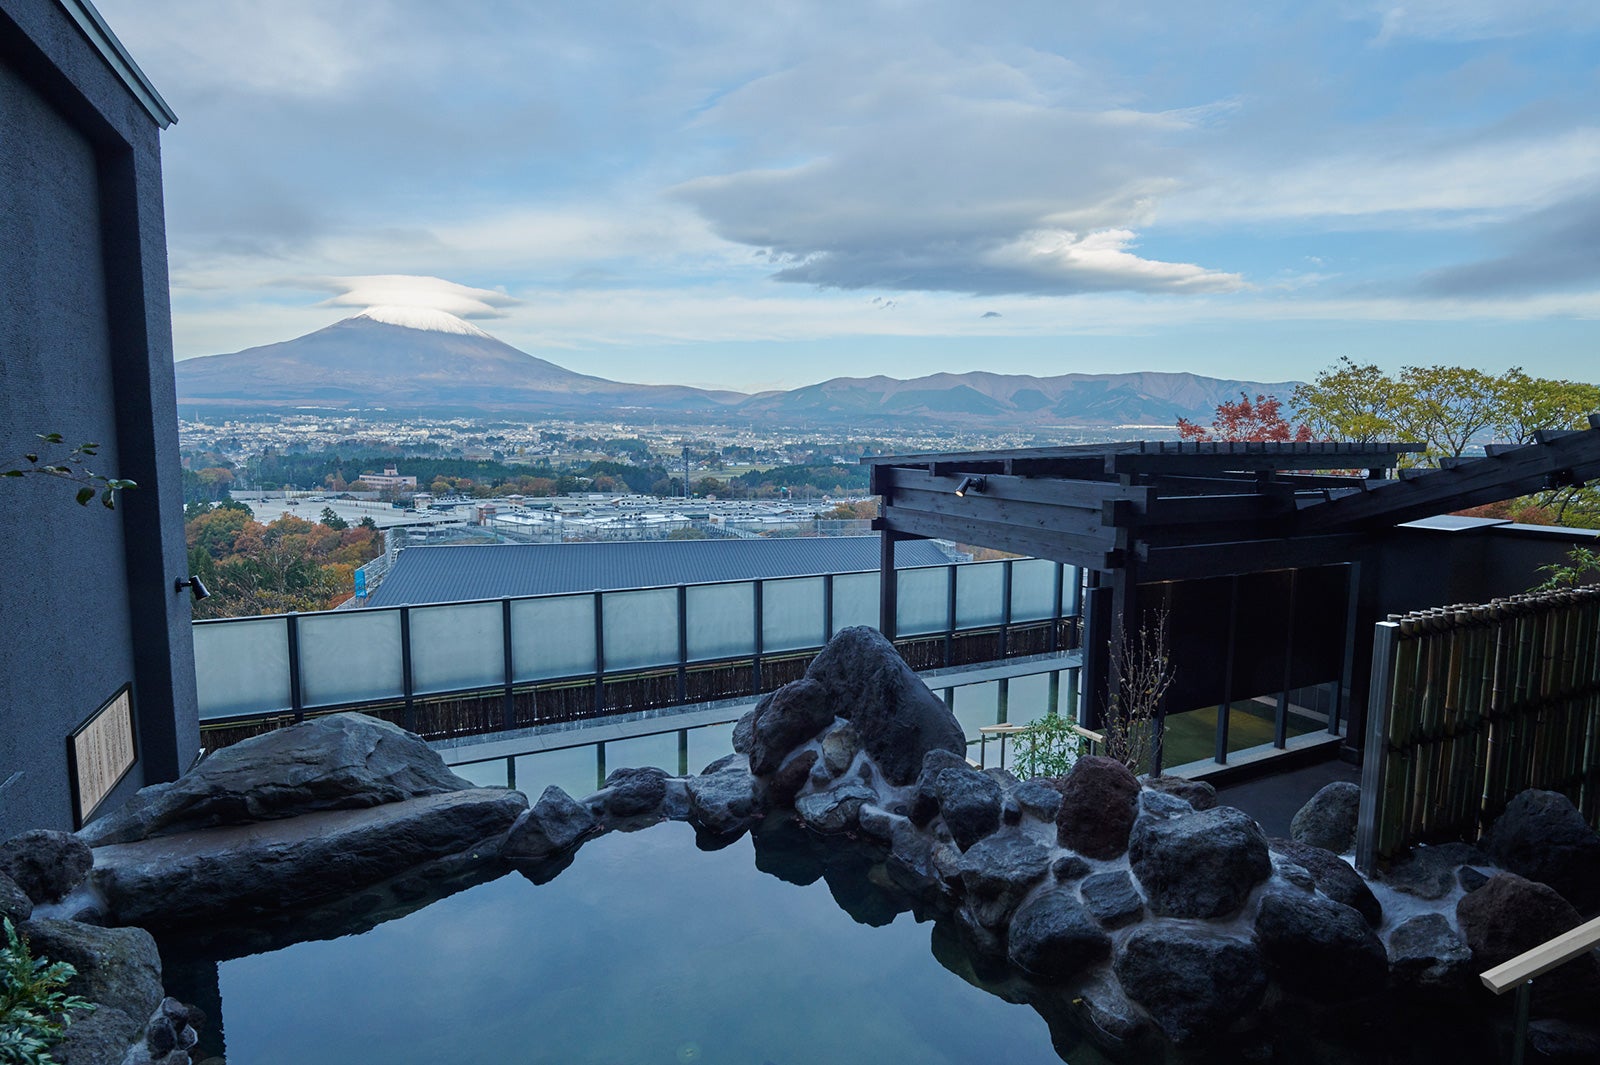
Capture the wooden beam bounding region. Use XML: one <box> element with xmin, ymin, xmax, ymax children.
<box><xmin>876</xmin><ymin>465</ymin><xmax>1142</xmax><ymax>510</ymax></box>
<box><xmin>893</xmin><ymin>485</ymin><xmax>1106</xmax><ymax>540</ymax></box>
<box><xmin>1294</xmin><ymin>429</ymin><xmax>1600</xmax><ymax>534</ymax></box>
<box><xmin>879</xmin><ymin>504</ymin><xmax>1116</xmax><ymax>569</ymax></box>
<box><xmin>1107</xmin><ymin>444</ymin><xmax>1422</xmax><ymax>477</ymax></box>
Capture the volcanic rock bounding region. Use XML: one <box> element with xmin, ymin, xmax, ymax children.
<box><xmin>1114</xmin><ymin>927</ymin><xmax>1267</xmax><ymax>1045</ymax></box>
<box><xmin>1482</xmin><ymin>789</ymin><xmax>1600</xmax><ymax>914</ymax></box>
<box><xmin>1130</xmin><ymin>805</ymin><xmax>1271</xmax><ymax>918</ymax></box>
<box><xmin>1007</xmin><ymin>889</ymin><xmax>1111</xmax><ymax>982</ymax></box>
<box><xmin>1289</xmin><ymin>781</ymin><xmax>1360</xmax><ymax>854</ymax></box>
<box><xmin>1054</xmin><ymin>756</ymin><xmax>1140</xmax><ymax>859</ymax></box>
<box><xmin>1254</xmin><ymin>892</ymin><xmax>1386</xmax><ymax>998</ymax></box>
<box><xmin>0</xmin><ymin>829</ymin><xmax>93</xmax><ymax>904</ymax></box>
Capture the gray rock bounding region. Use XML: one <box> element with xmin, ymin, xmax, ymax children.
<box><xmin>1007</xmin><ymin>889</ymin><xmax>1111</xmax><ymax>981</ymax></box>
<box><xmin>1052</xmin><ymin>855</ymin><xmax>1090</xmax><ymax>882</ymax></box>
<box><xmin>600</xmin><ymin>766</ymin><xmax>670</xmax><ymax>818</ymax></box>
<box><xmin>1129</xmin><ymin>805</ymin><xmax>1271</xmax><ymax>919</ymax></box>
<box><xmin>78</xmin><ymin>714</ymin><xmax>471</xmax><ymax>847</ymax></box>
<box><xmin>1483</xmin><ymin>789</ymin><xmax>1600</xmax><ymax>914</ymax></box>
<box><xmin>1387</xmin><ymin>913</ymin><xmax>1475</xmax><ymax>992</ymax></box>
<box><xmin>1527</xmin><ymin>1019</ymin><xmax>1600</xmax><ymax>1063</ymax></box>
<box><xmin>748</xmin><ymin>679</ymin><xmax>836</xmax><ymax>775</ymax></box>
<box><xmin>820</xmin><ymin>723</ymin><xmax>861</xmax><ymax>777</ymax></box>
<box><xmin>1081</xmin><ymin>870</ymin><xmax>1144</xmax><ymax>929</ymax></box>
<box><xmin>0</xmin><ymin>829</ymin><xmax>93</xmax><ymax>903</ymax></box>
<box><xmin>956</xmin><ymin>833</ymin><xmax>1052</xmax><ymax>928</ymax></box>
<box><xmin>1142</xmin><ymin>774</ymin><xmax>1218</xmax><ymax>810</ymax></box>
<box><xmin>1382</xmin><ymin>841</ymin><xmax>1487</xmax><ymax>900</ymax></box>
<box><xmin>1113</xmin><ymin>926</ymin><xmax>1267</xmax><ymax>1046</ymax></box>
<box><xmin>0</xmin><ymin>870</ymin><xmax>31</xmax><ymax>924</ymax></box>
<box><xmin>18</xmin><ymin>919</ymin><xmax>163</xmax><ymax>1064</ymax></box>
<box><xmin>1268</xmin><ymin>837</ymin><xmax>1383</xmax><ymax>927</ymax></box>
<box><xmin>1289</xmin><ymin>780</ymin><xmax>1360</xmax><ymax>854</ymax></box>
<box><xmin>803</xmin><ymin>626</ymin><xmax>966</xmax><ymax>786</ymax></box>
<box><xmin>91</xmin><ymin>788</ymin><xmax>527</xmax><ymax>926</ymax></box>
<box><xmin>1011</xmin><ymin>780</ymin><xmax>1063</xmax><ymax>821</ymax></box>
<box><xmin>1138</xmin><ymin>788</ymin><xmax>1193</xmax><ymax>819</ymax></box>
<box><xmin>700</xmin><ymin>752</ymin><xmax>745</xmax><ymax>775</ymax></box>
<box><xmin>767</xmin><ymin>749</ymin><xmax>818</xmax><ymax>806</ymax></box>
<box><xmin>1055</xmin><ymin>756</ymin><xmax>1140</xmax><ymax>859</ymax></box>
<box><xmin>1273</xmin><ymin>859</ymin><xmax>1315</xmax><ymax>891</ymax></box>
<box><xmin>122</xmin><ymin>998</ymin><xmax>203</xmax><ymax>1065</ymax></box>
<box><xmin>933</xmin><ymin>768</ymin><xmax>1004</xmax><ymax>851</ymax></box>
<box><xmin>910</xmin><ymin>748</ymin><xmax>974</xmax><ymax>827</ymax></box>
<box><xmin>1073</xmin><ymin>972</ymin><xmax>1160</xmax><ymax>1059</ymax></box>
<box><xmin>686</xmin><ymin>761</ymin><xmax>760</xmax><ymax>837</ymax></box>
<box><xmin>856</xmin><ymin>804</ymin><xmax>901</xmax><ymax>843</ymax></box>
<box><xmin>731</xmin><ymin>708</ymin><xmax>756</xmax><ymax>754</ymax></box>
<box><xmin>1459</xmin><ymin>865</ymin><xmax>1490</xmax><ymax>893</ymax></box>
<box><xmin>1254</xmin><ymin>892</ymin><xmax>1386</xmax><ymax>998</ymax></box>
<box><xmin>794</xmin><ymin>781</ymin><xmax>876</xmax><ymax>834</ymax></box>
<box><xmin>983</xmin><ymin>767</ymin><xmax>1021</xmax><ymax>789</ymax></box>
<box><xmin>503</xmin><ymin>786</ymin><xmax>596</xmax><ymax>859</ymax></box>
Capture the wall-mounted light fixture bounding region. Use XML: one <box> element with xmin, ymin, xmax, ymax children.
<box><xmin>954</xmin><ymin>475</ymin><xmax>986</xmax><ymax>497</ymax></box>
<box><xmin>175</xmin><ymin>575</ymin><xmax>211</xmax><ymax>601</ymax></box>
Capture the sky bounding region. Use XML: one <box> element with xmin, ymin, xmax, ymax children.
<box><xmin>98</xmin><ymin>0</ymin><xmax>1600</xmax><ymax>393</ymax></box>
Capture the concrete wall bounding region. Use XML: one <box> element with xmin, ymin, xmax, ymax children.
<box><xmin>0</xmin><ymin>0</ymin><xmax>196</xmax><ymax>838</ymax></box>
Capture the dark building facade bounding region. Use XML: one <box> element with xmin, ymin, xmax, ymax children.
<box><xmin>1</xmin><ymin>0</ymin><xmax>196</xmax><ymax>837</ymax></box>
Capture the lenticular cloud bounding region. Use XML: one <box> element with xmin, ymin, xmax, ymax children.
<box><xmin>308</xmin><ymin>275</ymin><xmax>521</xmax><ymax>319</ymax></box>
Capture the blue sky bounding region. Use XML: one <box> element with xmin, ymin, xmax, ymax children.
<box><xmin>99</xmin><ymin>0</ymin><xmax>1600</xmax><ymax>392</ymax></box>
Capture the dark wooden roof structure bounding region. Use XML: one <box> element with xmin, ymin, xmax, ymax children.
<box><xmin>864</xmin><ymin>423</ymin><xmax>1600</xmax><ymax>761</ymax></box>
<box><xmin>866</xmin><ymin>424</ymin><xmax>1600</xmax><ymax>584</ymax></box>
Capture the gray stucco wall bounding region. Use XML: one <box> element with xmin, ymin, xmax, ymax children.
<box><xmin>1</xmin><ymin>0</ymin><xmax>196</xmax><ymax>838</ymax></box>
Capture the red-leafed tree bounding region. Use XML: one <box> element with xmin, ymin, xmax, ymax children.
<box><xmin>1176</xmin><ymin>393</ymin><xmax>1313</xmax><ymax>442</ymax></box>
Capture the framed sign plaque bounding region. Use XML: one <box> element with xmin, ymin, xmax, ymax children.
<box><xmin>67</xmin><ymin>684</ymin><xmax>138</xmax><ymax>827</ymax></box>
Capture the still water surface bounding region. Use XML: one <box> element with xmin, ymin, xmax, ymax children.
<box><xmin>207</xmin><ymin>823</ymin><xmax>1067</xmax><ymax>1065</ymax></box>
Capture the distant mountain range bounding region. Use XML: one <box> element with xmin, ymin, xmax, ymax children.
<box><xmin>174</xmin><ymin>307</ymin><xmax>1301</xmax><ymax>428</ymax></box>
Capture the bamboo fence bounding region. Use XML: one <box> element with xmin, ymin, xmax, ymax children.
<box><xmin>1363</xmin><ymin>585</ymin><xmax>1600</xmax><ymax>864</ymax></box>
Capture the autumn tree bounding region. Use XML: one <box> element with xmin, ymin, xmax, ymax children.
<box><xmin>1176</xmin><ymin>393</ymin><xmax>1311</xmax><ymax>442</ymax></box>
<box><xmin>184</xmin><ymin>510</ymin><xmax>385</xmax><ymax>618</ymax></box>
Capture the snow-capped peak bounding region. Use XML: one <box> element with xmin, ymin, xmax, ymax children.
<box><xmin>354</xmin><ymin>305</ymin><xmax>496</xmax><ymax>338</ymax></box>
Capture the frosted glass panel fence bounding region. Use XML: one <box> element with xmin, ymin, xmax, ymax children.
<box><xmin>299</xmin><ymin>610</ymin><xmax>404</xmax><ymax>708</ymax></box>
<box><xmin>410</xmin><ymin>602</ymin><xmax>504</xmax><ymax>695</ymax></box>
<box><xmin>193</xmin><ymin>617</ymin><xmax>292</xmax><ymax>717</ymax></box>
<box><xmin>687</xmin><ymin>582</ymin><xmax>756</xmax><ymax>662</ymax></box>
<box><xmin>511</xmin><ymin>595</ymin><xmax>595</xmax><ymax>681</ymax></box>
<box><xmin>193</xmin><ymin>559</ymin><xmax>1074</xmax><ymax>720</ymax></box>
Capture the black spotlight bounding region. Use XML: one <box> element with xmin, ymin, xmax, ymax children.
<box><xmin>175</xmin><ymin>575</ymin><xmax>211</xmax><ymax>601</ymax></box>
<box><xmin>954</xmin><ymin>475</ymin><xmax>986</xmax><ymax>497</ymax></box>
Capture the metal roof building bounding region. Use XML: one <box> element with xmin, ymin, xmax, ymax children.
<box><xmin>364</xmin><ymin>535</ymin><xmax>956</xmax><ymax>607</ymax></box>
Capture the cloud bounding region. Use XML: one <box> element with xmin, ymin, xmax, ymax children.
<box><xmin>981</xmin><ymin>311</ymin><xmax>1002</xmax><ymax>318</ymax></box>
<box><xmin>1416</xmin><ymin>190</ymin><xmax>1600</xmax><ymax>297</ymax></box>
<box><xmin>1368</xmin><ymin>0</ymin><xmax>1600</xmax><ymax>42</ymax></box>
<box><xmin>297</xmin><ymin>275</ymin><xmax>522</xmax><ymax>318</ymax></box>
<box><xmin>673</xmin><ymin>47</ymin><xmax>1243</xmax><ymax>296</ymax></box>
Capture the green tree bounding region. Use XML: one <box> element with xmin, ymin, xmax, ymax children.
<box><xmin>1493</xmin><ymin>370</ymin><xmax>1600</xmax><ymax>445</ymax></box>
<box><xmin>320</xmin><ymin>507</ymin><xmax>349</xmax><ymax>530</ymax></box>
<box><xmin>1393</xmin><ymin>365</ymin><xmax>1501</xmax><ymax>461</ymax></box>
<box><xmin>1289</xmin><ymin>358</ymin><xmax>1398</xmax><ymax>444</ymax></box>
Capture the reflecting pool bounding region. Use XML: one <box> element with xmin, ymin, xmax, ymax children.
<box><xmin>166</xmin><ymin>823</ymin><xmax>1068</xmax><ymax>1065</ymax></box>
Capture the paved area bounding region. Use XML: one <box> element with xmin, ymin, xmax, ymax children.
<box><xmin>1213</xmin><ymin>756</ymin><xmax>1361</xmax><ymax>838</ymax></box>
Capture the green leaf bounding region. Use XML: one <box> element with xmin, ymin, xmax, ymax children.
<box><xmin>100</xmin><ymin>488</ymin><xmax>116</xmax><ymax>509</ymax></box>
<box><xmin>24</xmin><ymin>452</ymin><xmax>38</xmax><ymax>463</ymax></box>
<box><xmin>39</xmin><ymin>432</ymin><xmax>63</xmax><ymax>443</ymax></box>
<box><xmin>2</xmin><ymin>469</ymin><xmax>23</xmax><ymax>478</ymax></box>
<box><xmin>75</xmin><ymin>487</ymin><xmax>95</xmax><ymax>506</ymax></box>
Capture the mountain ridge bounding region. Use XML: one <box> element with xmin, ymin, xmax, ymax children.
<box><xmin>174</xmin><ymin>312</ymin><xmax>1303</xmax><ymax>427</ymax></box>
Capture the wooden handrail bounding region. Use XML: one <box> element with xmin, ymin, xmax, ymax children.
<box><xmin>1070</xmin><ymin>723</ymin><xmax>1105</xmax><ymax>744</ymax></box>
<box><xmin>1481</xmin><ymin>915</ymin><xmax>1600</xmax><ymax>994</ymax></box>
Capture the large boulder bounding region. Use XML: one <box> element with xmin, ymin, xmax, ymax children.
<box><xmin>932</xmin><ymin>767</ymin><xmax>1004</xmax><ymax>851</ymax></box>
<box><xmin>78</xmin><ymin>714</ymin><xmax>471</xmax><ymax>846</ymax></box>
<box><xmin>1482</xmin><ymin>789</ymin><xmax>1600</xmax><ymax>914</ymax></box>
<box><xmin>1289</xmin><ymin>781</ymin><xmax>1360</xmax><ymax>854</ymax></box>
<box><xmin>1387</xmin><ymin>913</ymin><xmax>1475</xmax><ymax>993</ymax></box>
<box><xmin>686</xmin><ymin>759</ymin><xmax>761</xmax><ymax>837</ymax></box>
<box><xmin>90</xmin><ymin>788</ymin><xmax>527</xmax><ymax>926</ymax></box>
<box><xmin>0</xmin><ymin>829</ymin><xmax>93</xmax><ymax>903</ymax></box>
<box><xmin>802</xmin><ymin>627</ymin><xmax>966</xmax><ymax>787</ymax></box>
<box><xmin>1129</xmin><ymin>805</ymin><xmax>1271</xmax><ymax>918</ymax></box>
<box><xmin>1143</xmin><ymin>774</ymin><xmax>1217</xmax><ymax>811</ymax></box>
<box><xmin>1254</xmin><ymin>893</ymin><xmax>1386</xmax><ymax>998</ymax></box>
<box><xmin>1268</xmin><ymin>837</ymin><xmax>1382</xmax><ymax>927</ymax></box>
<box><xmin>1081</xmin><ymin>870</ymin><xmax>1145</xmax><ymax>929</ymax></box>
<box><xmin>746</xmin><ymin>679</ymin><xmax>836</xmax><ymax>775</ymax></box>
<box><xmin>766</xmin><ymin>749</ymin><xmax>818</xmax><ymax>806</ymax></box>
<box><xmin>955</xmin><ymin>833</ymin><xmax>1053</xmax><ymax>929</ymax></box>
<box><xmin>1054</xmin><ymin>756</ymin><xmax>1140</xmax><ymax>859</ymax></box>
<box><xmin>1007</xmin><ymin>889</ymin><xmax>1111</xmax><ymax>982</ymax></box>
<box><xmin>1113</xmin><ymin>927</ymin><xmax>1267</xmax><ymax>1045</ymax></box>
<box><xmin>503</xmin><ymin>786</ymin><xmax>597</xmax><ymax>859</ymax></box>
<box><xmin>1457</xmin><ymin>872</ymin><xmax>1600</xmax><ymax>1018</ymax></box>
<box><xmin>18</xmin><ymin>919</ymin><xmax>164</xmax><ymax>1065</ymax></box>
<box><xmin>597</xmin><ymin>767</ymin><xmax>670</xmax><ymax>819</ymax></box>
<box><xmin>794</xmin><ymin>780</ymin><xmax>876</xmax><ymax>834</ymax></box>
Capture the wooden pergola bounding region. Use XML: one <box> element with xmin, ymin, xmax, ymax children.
<box><xmin>865</xmin><ymin>424</ymin><xmax>1600</xmax><ymax>767</ymax></box>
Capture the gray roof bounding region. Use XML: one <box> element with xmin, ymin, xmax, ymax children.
<box><xmin>364</xmin><ymin>535</ymin><xmax>956</xmax><ymax>607</ymax></box>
